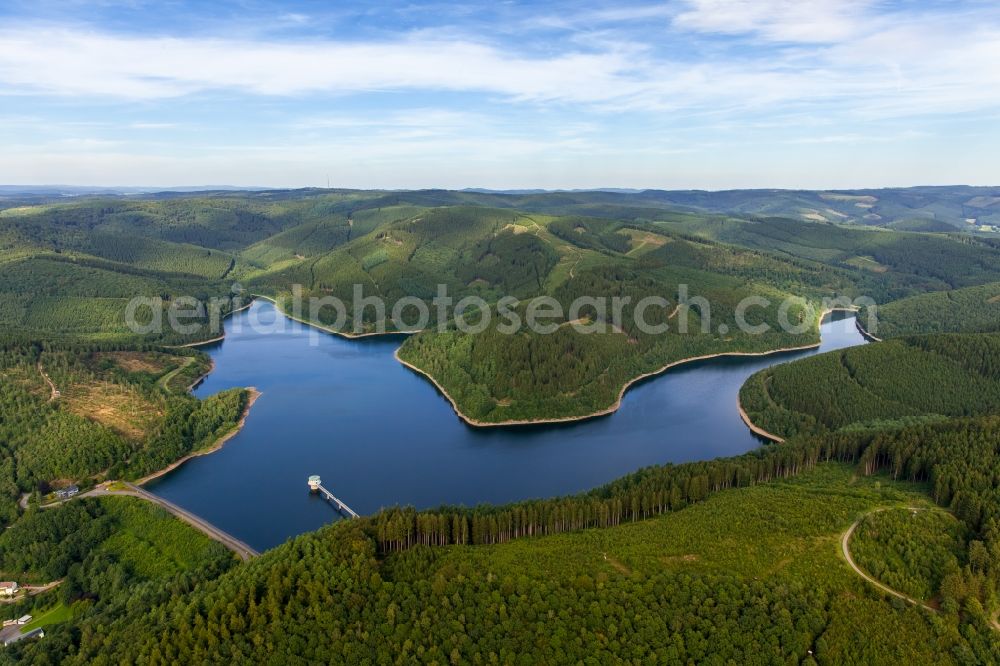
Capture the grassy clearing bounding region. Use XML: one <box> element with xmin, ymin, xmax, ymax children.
<box><xmin>61</xmin><ymin>380</ymin><xmax>164</xmax><ymax>441</ymax></box>
<box><xmin>619</xmin><ymin>227</ymin><xmax>670</xmax><ymax>256</ymax></box>
<box><xmin>92</xmin><ymin>351</ymin><xmax>172</xmax><ymax>375</ymax></box>
<box><xmin>846</xmin><ymin>255</ymin><xmax>890</xmax><ymax>272</ymax></box>
<box><xmin>20</xmin><ymin>601</ymin><xmax>72</xmax><ymax>632</ymax></box>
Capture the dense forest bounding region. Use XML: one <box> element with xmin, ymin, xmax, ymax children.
<box><xmin>0</xmin><ymin>495</ymin><xmax>235</xmax><ymax>659</ymax></box>
<box><xmin>251</xmin><ymin>201</ymin><xmax>1000</xmax><ymax>422</ymax></box>
<box><xmin>739</xmin><ymin>333</ymin><xmax>1000</xmax><ymax>438</ymax></box>
<box><xmin>653</xmin><ymin>216</ymin><xmax>1000</xmax><ymax>301</ymax></box>
<box><xmin>395</xmin><ymin>226</ymin><xmax>854</xmax><ymax>422</ymax></box>
<box><xmin>0</xmin><ymin>342</ymin><xmax>248</xmax><ymax>524</ymax></box>
<box><xmin>851</xmin><ymin>508</ymin><xmax>969</xmax><ymax>603</ymax></box>
<box><xmin>8</xmin><ymin>419</ymin><xmax>1000</xmax><ymax>664</ymax></box>
<box><xmin>5</xmin><ymin>190</ymin><xmax>1000</xmax><ymax>339</ymax></box>
<box><xmin>3</xmin><ymin>188</ymin><xmax>1000</xmax><ymax>661</ymax></box>
<box><xmin>861</xmin><ymin>282</ymin><xmax>1000</xmax><ymax>338</ymax></box>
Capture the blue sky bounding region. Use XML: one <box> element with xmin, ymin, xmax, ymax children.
<box><xmin>0</xmin><ymin>0</ymin><xmax>998</xmax><ymax>189</ymax></box>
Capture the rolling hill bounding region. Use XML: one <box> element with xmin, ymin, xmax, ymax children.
<box><xmin>739</xmin><ymin>333</ymin><xmax>1000</xmax><ymax>438</ymax></box>
<box><xmin>861</xmin><ymin>282</ymin><xmax>1000</xmax><ymax>338</ymax></box>
<box><xmin>0</xmin><ymin>344</ymin><xmax>249</xmax><ymax>522</ymax></box>
<box><xmin>2</xmin><ymin>187</ymin><xmax>1000</xmax><ymax>663</ymax></box>
<box><xmin>3</xmin><ymin>188</ymin><xmax>1000</xmax><ymax>421</ymax></box>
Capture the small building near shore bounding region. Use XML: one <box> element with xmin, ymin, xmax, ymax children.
<box><xmin>54</xmin><ymin>485</ymin><xmax>79</xmax><ymax>500</ymax></box>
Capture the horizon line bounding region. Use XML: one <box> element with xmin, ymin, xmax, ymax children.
<box><xmin>1</xmin><ymin>183</ymin><xmax>997</xmax><ymax>195</ymax></box>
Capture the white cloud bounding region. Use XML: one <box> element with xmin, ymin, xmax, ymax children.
<box><xmin>0</xmin><ymin>6</ymin><xmax>999</xmax><ymax>189</ymax></box>
<box><xmin>0</xmin><ymin>28</ymin><xmax>644</xmax><ymax>103</ymax></box>
<box><xmin>0</xmin><ymin>13</ymin><xmax>997</xmax><ymax>123</ymax></box>
<box><xmin>293</xmin><ymin>109</ymin><xmax>489</xmax><ymax>132</ymax></box>
<box><xmin>673</xmin><ymin>0</ymin><xmax>876</xmax><ymax>43</ymax></box>
<box><xmin>786</xmin><ymin>130</ymin><xmax>930</xmax><ymax>145</ymax></box>
<box><xmin>531</xmin><ymin>4</ymin><xmax>675</xmax><ymax>30</ymax></box>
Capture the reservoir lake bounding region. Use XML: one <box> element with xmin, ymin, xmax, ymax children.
<box><xmin>147</xmin><ymin>300</ymin><xmax>867</xmax><ymax>550</ymax></box>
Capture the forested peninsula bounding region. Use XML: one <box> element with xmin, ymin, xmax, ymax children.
<box><xmin>4</xmin><ymin>188</ymin><xmax>1000</xmax><ymax>662</ymax></box>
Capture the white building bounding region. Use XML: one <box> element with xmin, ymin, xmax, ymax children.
<box><xmin>0</xmin><ymin>582</ymin><xmax>18</xmax><ymax>597</ymax></box>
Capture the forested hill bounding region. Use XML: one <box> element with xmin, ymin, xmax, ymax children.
<box><xmin>729</xmin><ymin>331</ymin><xmax>1000</xmax><ymax>630</ymax></box>
<box><xmin>0</xmin><ymin>344</ymin><xmax>249</xmax><ymax>523</ymax></box>
<box><xmin>394</xmin><ymin>222</ymin><xmax>843</xmax><ymax>423</ymax></box>
<box><xmin>739</xmin><ymin>332</ymin><xmax>1000</xmax><ymax>439</ymax></box>
<box><xmin>4</xmin><ymin>189</ymin><xmax>1000</xmax><ymax>424</ymax></box>
<box><xmin>387</xmin><ymin>212</ymin><xmax>1000</xmax><ymax>422</ymax></box>
<box><xmin>5</xmin><ymin>184</ymin><xmax>999</xmax><ymax>229</ymax></box>
<box><xmin>2</xmin><ymin>188</ymin><xmax>1000</xmax><ymax>662</ymax></box>
<box><xmin>3</xmin><ymin>189</ymin><xmax>1000</xmax><ymax>344</ymax></box>
<box><xmin>10</xmin><ymin>416</ymin><xmax>1000</xmax><ymax>663</ymax></box>
<box><xmin>860</xmin><ymin>282</ymin><xmax>1000</xmax><ymax>338</ymax></box>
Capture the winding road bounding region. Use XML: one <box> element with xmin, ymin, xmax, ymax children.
<box><xmin>840</xmin><ymin>504</ymin><xmax>999</xmax><ymax>633</ymax></box>
<box><xmin>840</xmin><ymin>506</ymin><xmax>935</xmax><ymax>611</ymax></box>
<box><xmin>156</xmin><ymin>356</ymin><xmax>195</xmax><ymax>392</ymax></box>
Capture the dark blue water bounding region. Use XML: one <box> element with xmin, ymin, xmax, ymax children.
<box><xmin>146</xmin><ymin>301</ymin><xmax>866</xmax><ymax>551</ymax></box>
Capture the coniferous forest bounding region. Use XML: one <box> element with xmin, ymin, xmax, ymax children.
<box><xmin>1</xmin><ymin>189</ymin><xmax>1000</xmax><ymax>663</ymax></box>
<box><xmin>3</xmin><ymin>0</ymin><xmax>1000</xmax><ymax>654</ymax></box>
<box><xmin>0</xmin><ymin>342</ymin><xmax>248</xmax><ymax>523</ymax></box>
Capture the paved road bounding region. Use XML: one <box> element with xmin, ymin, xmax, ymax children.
<box><xmin>0</xmin><ymin>624</ymin><xmax>22</xmax><ymax>645</ymax></box>
<box><xmin>110</xmin><ymin>484</ymin><xmax>260</xmax><ymax>561</ymax></box>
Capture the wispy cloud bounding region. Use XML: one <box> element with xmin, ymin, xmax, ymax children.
<box><xmin>128</xmin><ymin>122</ymin><xmax>177</xmax><ymax>129</ymax></box>
<box><xmin>0</xmin><ymin>27</ymin><xmax>644</xmax><ymax>103</ymax></box>
<box><xmin>0</xmin><ymin>1</ymin><xmax>997</xmax><ymax>188</ymax></box>
<box><xmin>673</xmin><ymin>0</ymin><xmax>876</xmax><ymax>43</ymax></box>
<box><xmin>0</xmin><ymin>10</ymin><xmax>997</xmax><ymax>122</ymax></box>
<box><xmin>786</xmin><ymin>130</ymin><xmax>930</xmax><ymax>145</ymax></box>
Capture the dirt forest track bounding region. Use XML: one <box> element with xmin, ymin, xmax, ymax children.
<box><xmin>840</xmin><ymin>506</ymin><xmax>935</xmax><ymax>611</ymax></box>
